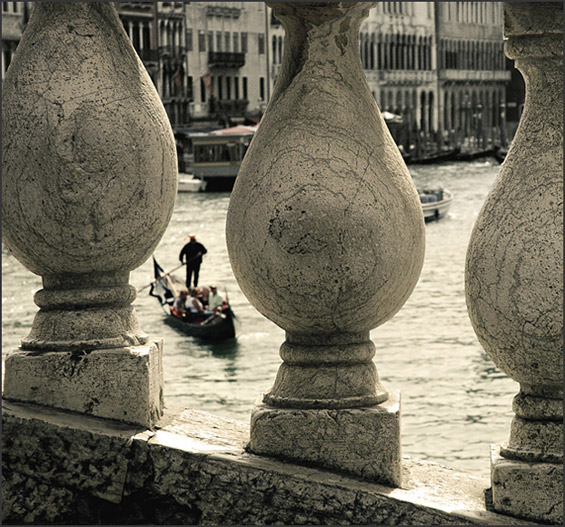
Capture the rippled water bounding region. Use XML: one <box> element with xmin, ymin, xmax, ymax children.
<box><xmin>2</xmin><ymin>159</ymin><xmax>517</xmax><ymax>477</ymax></box>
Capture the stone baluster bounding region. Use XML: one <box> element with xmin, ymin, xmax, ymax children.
<box><xmin>465</xmin><ymin>2</ymin><xmax>563</xmax><ymax>524</ymax></box>
<box><xmin>226</xmin><ymin>1</ymin><xmax>425</xmax><ymax>487</ymax></box>
<box><xmin>2</xmin><ymin>2</ymin><xmax>177</xmax><ymax>428</ymax></box>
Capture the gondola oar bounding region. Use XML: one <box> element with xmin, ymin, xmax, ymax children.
<box><xmin>138</xmin><ymin>253</ymin><xmax>203</xmax><ymax>293</ymax></box>
<box><xmin>138</xmin><ymin>262</ymin><xmax>185</xmax><ymax>293</ymax></box>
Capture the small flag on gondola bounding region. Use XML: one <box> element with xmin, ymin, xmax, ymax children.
<box><xmin>149</xmin><ymin>257</ymin><xmax>175</xmax><ymax>306</ymax></box>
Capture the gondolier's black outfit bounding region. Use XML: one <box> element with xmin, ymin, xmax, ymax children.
<box><xmin>179</xmin><ymin>238</ymin><xmax>207</xmax><ymax>288</ymax></box>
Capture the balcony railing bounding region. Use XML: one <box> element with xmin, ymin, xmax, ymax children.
<box><xmin>208</xmin><ymin>51</ymin><xmax>245</xmax><ymax>68</ymax></box>
<box><xmin>206</xmin><ymin>5</ymin><xmax>241</xmax><ymax>18</ymax></box>
<box><xmin>439</xmin><ymin>69</ymin><xmax>511</xmax><ymax>82</ymax></box>
<box><xmin>212</xmin><ymin>98</ymin><xmax>249</xmax><ymax>116</ymax></box>
<box><xmin>159</xmin><ymin>45</ymin><xmax>185</xmax><ymax>59</ymax></box>
<box><xmin>138</xmin><ymin>48</ymin><xmax>159</xmax><ymax>63</ymax></box>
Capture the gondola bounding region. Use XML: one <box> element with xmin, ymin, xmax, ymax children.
<box><xmin>163</xmin><ymin>307</ymin><xmax>236</xmax><ymax>341</ymax></box>
<box><xmin>147</xmin><ymin>257</ymin><xmax>236</xmax><ymax>341</ymax></box>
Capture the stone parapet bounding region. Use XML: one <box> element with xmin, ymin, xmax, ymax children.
<box><xmin>2</xmin><ymin>401</ymin><xmax>536</xmax><ymax>526</ymax></box>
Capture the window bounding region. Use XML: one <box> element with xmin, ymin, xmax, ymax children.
<box><xmin>216</xmin><ymin>31</ymin><xmax>222</xmax><ymax>52</ymax></box>
<box><xmin>258</xmin><ymin>33</ymin><xmax>265</xmax><ymax>54</ymax></box>
<box><xmin>218</xmin><ymin>76</ymin><xmax>223</xmax><ymax>99</ymax></box>
<box><xmin>187</xmin><ymin>76</ymin><xmax>193</xmax><ymax>99</ymax></box>
<box><xmin>234</xmin><ymin>77</ymin><xmax>240</xmax><ymax>99</ymax></box>
<box><xmin>224</xmin><ymin>32</ymin><xmax>230</xmax><ymax>52</ymax></box>
<box><xmin>200</xmin><ymin>77</ymin><xmax>206</xmax><ymax>102</ymax></box>
<box><xmin>242</xmin><ymin>76</ymin><xmax>248</xmax><ymax>100</ymax></box>
<box><xmin>259</xmin><ymin>77</ymin><xmax>265</xmax><ymax>100</ymax></box>
<box><xmin>186</xmin><ymin>28</ymin><xmax>193</xmax><ymax>52</ymax></box>
<box><xmin>207</xmin><ymin>31</ymin><xmax>214</xmax><ymax>52</ymax></box>
<box><xmin>233</xmin><ymin>32</ymin><xmax>239</xmax><ymax>53</ymax></box>
<box><xmin>272</xmin><ymin>36</ymin><xmax>277</xmax><ymax>63</ymax></box>
<box><xmin>241</xmin><ymin>32</ymin><xmax>248</xmax><ymax>53</ymax></box>
<box><xmin>198</xmin><ymin>30</ymin><xmax>206</xmax><ymax>52</ymax></box>
<box><xmin>226</xmin><ymin>76</ymin><xmax>231</xmax><ymax>99</ymax></box>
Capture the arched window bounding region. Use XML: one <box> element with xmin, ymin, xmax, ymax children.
<box><xmin>272</xmin><ymin>36</ymin><xmax>277</xmax><ymax>63</ymax></box>
<box><xmin>420</xmin><ymin>91</ymin><xmax>426</xmax><ymax>131</ymax></box>
<box><xmin>451</xmin><ymin>92</ymin><xmax>456</xmax><ymax>131</ymax></box>
<box><xmin>428</xmin><ymin>91</ymin><xmax>434</xmax><ymax>133</ymax></box>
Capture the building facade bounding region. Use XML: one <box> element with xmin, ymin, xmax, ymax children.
<box><xmin>360</xmin><ymin>1</ymin><xmax>510</xmax><ymax>152</ymax></box>
<box><xmin>435</xmin><ymin>1</ymin><xmax>509</xmax><ymax>149</ymax></box>
<box><xmin>185</xmin><ymin>1</ymin><xmax>269</xmax><ymax>125</ymax></box>
<box><xmin>2</xmin><ymin>1</ymin><xmax>513</xmax><ymax>145</ymax></box>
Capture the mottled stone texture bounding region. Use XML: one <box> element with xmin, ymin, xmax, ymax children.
<box><xmin>1</xmin><ymin>2</ymin><xmax>177</xmax><ymax>350</ymax></box>
<box><xmin>226</xmin><ymin>1</ymin><xmax>424</xmax><ymax>486</ymax></box>
<box><xmin>2</xmin><ymin>401</ymin><xmax>536</xmax><ymax>526</ymax></box>
<box><xmin>490</xmin><ymin>446</ymin><xmax>562</xmax><ymax>525</ymax></box>
<box><xmin>1</xmin><ymin>2</ymin><xmax>175</xmax><ymax>426</ymax></box>
<box><xmin>251</xmin><ymin>392</ymin><xmax>401</xmax><ymax>486</ymax></box>
<box><xmin>2</xmin><ymin>342</ymin><xmax>164</xmax><ymax>428</ymax></box>
<box><xmin>465</xmin><ymin>2</ymin><xmax>563</xmax><ymax>524</ymax></box>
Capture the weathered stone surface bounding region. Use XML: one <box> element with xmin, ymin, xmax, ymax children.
<box><xmin>1</xmin><ymin>2</ymin><xmax>177</xmax><ymax>351</ymax></box>
<box><xmin>2</xmin><ymin>342</ymin><xmax>164</xmax><ymax>428</ymax></box>
<box><xmin>491</xmin><ymin>445</ymin><xmax>563</xmax><ymax>525</ymax></box>
<box><xmin>2</xmin><ymin>401</ymin><xmax>536</xmax><ymax>525</ymax></box>
<box><xmin>250</xmin><ymin>391</ymin><xmax>402</xmax><ymax>487</ymax></box>
<box><xmin>226</xmin><ymin>1</ymin><xmax>423</xmax><ymax>485</ymax></box>
<box><xmin>465</xmin><ymin>3</ymin><xmax>563</xmax><ymax>523</ymax></box>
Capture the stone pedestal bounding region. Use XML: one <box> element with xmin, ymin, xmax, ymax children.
<box><xmin>490</xmin><ymin>445</ymin><xmax>563</xmax><ymax>525</ymax></box>
<box><xmin>3</xmin><ymin>342</ymin><xmax>164</xmax><ymax>428</ymax></box>
<box><xmin>251</xmin><ymin>391</ymin><xmax>401</xmax><ymax>486</ymax></box>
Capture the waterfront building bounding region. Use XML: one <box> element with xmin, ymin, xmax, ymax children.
<box><xmin>2</xmin><ymin>2</ymin><xmax>512</xmax><ymax>144</ymax></box>
<box><xmin>117</xmin><ymin>2</ymin><xmax>191</xmax><ymax>128</ymax></box>
<box><xmin>185</xmin><ymin>1</ymin><xmax>269</xmax><ymax>126</ymax></box>
<box><xmin>361</xmin><ymin>1</ymin><xmax>436</xmax><ymax>153</ymax></box>
<box><xmin>360</xmin><ymin>1</ymin><xmax>510</xmax><ymax>152</ymax></box>
<box><xmin>435</xmin><ymin>1</ymin><xmax>510</xmax><ymax>149</ymax></box>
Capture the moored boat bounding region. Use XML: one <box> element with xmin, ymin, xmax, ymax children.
<box><xmin>178</xmin><ymin>173</ymin><xmax>207</xmax><ymax>192</ymax></box>
<box><xmin>419</xmin><ymin>188</ymin><xmax>452</xmax><ymax>221</ymax></box>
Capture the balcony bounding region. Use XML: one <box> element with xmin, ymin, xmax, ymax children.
<box><xmin>208</xmin><ymin>51</ymin><xmax>245</xmax><ymax>68</ymax></box>
<box><xmin>206</xmin><ymin>5</ymin><xmax>241</xmax><ymax>18</ymax></box>
<box><xmin>439</xmin><ymin>69</ymin><xmax>512</xmax><ymax>82</ymax></box>
<box><xmin>380</xmin><ymin>70</ymin><xmax>435</xmax><ymax>85</ymax></box>
<box><xmin>214</xmin><ymin>98</ymin><xmax>249</xmax><ymax>117</ymax></box>
<box><xmin>138</xmin><ymin>48</ymin><xmax>159</xmax><ymax>63</ymax></box>
<box><xmin>159</xmin><ymin>45</ymin><xmax>185</xmax><ymax>59</ymax></box>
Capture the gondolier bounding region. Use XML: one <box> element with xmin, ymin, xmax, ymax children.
<box><xmin>179</xmin><ymin>234</ymin><xmax>207</xmax><ymax>288</ymax></box>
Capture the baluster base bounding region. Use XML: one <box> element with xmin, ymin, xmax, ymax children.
<box><xmin>2</xmin><ymin>341</ymin><xmax>164</xmax><ymax>429</ymax></box>
<box><xmin>250</xmin><ymin>391</ymin><xmax>401</xmax><ymax>487</ymax></box>
<box><xmin>490</xmin><ymin>445</ymin><xmax>563</xmax><ymax>524</ymax></box>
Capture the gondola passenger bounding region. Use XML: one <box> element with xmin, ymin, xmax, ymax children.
<box><xmin>209</xmin><ymin>285</ymin><xmax>224</xmax><ymax>312</ymax></box>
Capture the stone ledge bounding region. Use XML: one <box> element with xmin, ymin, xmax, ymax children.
<box><xmin>2</xmin><ymin>400</ymin><xmax>538</xmax><ymax>525</ymax></box>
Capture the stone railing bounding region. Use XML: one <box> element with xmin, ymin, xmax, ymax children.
<box><xmin>2</xmin><ymin>2</ymin><xmax>562</xmax><ymax>525</ymax></box>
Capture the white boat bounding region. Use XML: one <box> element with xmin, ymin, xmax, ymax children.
<box><xmin>178</xmin><ymin>173</ymin><xmax>207</xmax><ymax>193</ymax></box>
<box><xmin>419</xmin><ymin>188</ymin><xmax>452</xmax><ymax>221</ymax></box>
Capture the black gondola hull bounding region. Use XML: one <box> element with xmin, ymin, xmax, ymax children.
<box><xmin>164</xmin><ymin>310</ymin><xmax>236</xmax><ymax>341</ymax></box>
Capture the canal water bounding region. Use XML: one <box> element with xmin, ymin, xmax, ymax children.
<box><xmin>2</xmin><ymin>159</ymin><xmax>517</xmax><ymax>477</ymax></box>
